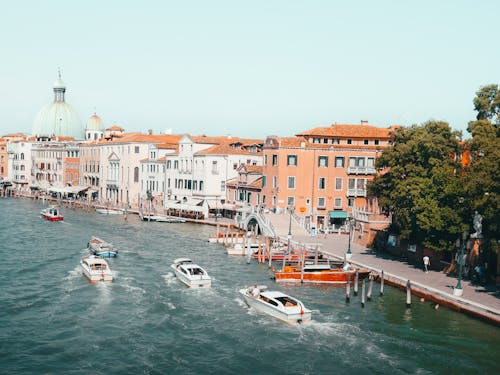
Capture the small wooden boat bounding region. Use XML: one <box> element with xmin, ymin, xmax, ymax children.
<box><xmin>226</xmin><ymin>243</ymin><xmax>263</xmax><ymax>256</ymax></box>
<box><xmin>80</xmin><ymin>255</ymin><xmax>113</xmax><ymax>283</ymax></box>
<box><xmin>239</xmin><ymin>286</ymin><xmax>312</xmax><ymax>324</ymax></box>
<box><xmin>87</xmin><ymin>236</ymin><xmax>118</xmax><ymax>258</ymax></box>
<box><xmin>170</xmin><ymin>258</ymin><xmax>211</xmax><ymax>288</ymax></box>
<box><xmin>40</xmin><ymin>205</ymin><xmax>63</xmax><ymax>221</ymax></box>
<box><xmin>274</xmin><ymin>260</ymin><xmax>370</xmax><ymax>284</ymax></box>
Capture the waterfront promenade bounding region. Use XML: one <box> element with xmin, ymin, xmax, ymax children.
<box><xmin>267</xmin><ymin>213</ymin><xmax>500</xmax><ymax>325</ymax></box>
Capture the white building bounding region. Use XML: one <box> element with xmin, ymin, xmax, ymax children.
<box><xmin>8</xmin><ymin>140</ymin><xmax>32</xmax><ymax>192</ymax></box>
<box><xmin>164</xmin><ymin>135</ymin><xmax>263</xmax><ymax>216</ymax></box>
<box><xmin>98</xmin><ymin>132</ymin><xmax>181</xmax><ymax>207</ymax></box>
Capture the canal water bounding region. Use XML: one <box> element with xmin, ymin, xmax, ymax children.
<box><xmin>0</xmin><ymin>198</ymin><xmax>498</xmax><ymax>374</ymax></box>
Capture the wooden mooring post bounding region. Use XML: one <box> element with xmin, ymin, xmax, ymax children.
<box><xmin>406</xmin><ymin>280</ymin><xmax>411</xmax><ymax>308</ymax></box>
<box><xmin>367</xmin><ymin>275</ymin><xmax>373</xmax><ymax>301</ymax></box>
<box><xmin>361</xmin><ymin>279</ymin><xmax>366</xmax><ymax>308</ymax></box>
<box><xmin>345</xmin><ymin>275</ymin><xmax>351</xmax><ymax>303</ymax></box>
<box><xmin>354</xmin><ymin>270</ymin><xmax>359</xmax><ymax>296</ymax></box>
<box><xmin>380</xmin><ymin>270</ymin><xmax>385</xmax><ymax>296</ymax></box>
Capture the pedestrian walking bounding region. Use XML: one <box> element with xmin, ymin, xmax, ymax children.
<box><xmin>423</xmin><ymin>255</ymin><xmax>430</xmax><ymax>273</ymax></box>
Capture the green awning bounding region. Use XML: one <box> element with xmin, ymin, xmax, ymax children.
<box><xmin>329</xmin><ymin>211</ymin><xmax>347</xmax><ymax>219</ymax></box>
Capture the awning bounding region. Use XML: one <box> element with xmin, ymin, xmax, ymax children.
<box><xmin>165</xmin><ymin>201</ymin><xmax>206</xmax><ymax>213</ymax></box>
<box><xmin>329</xmin><ymin>211</ymin><xmax>347</xmax><ymax>219</ymax></box>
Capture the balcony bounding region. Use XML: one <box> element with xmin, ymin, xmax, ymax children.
<box><xmin>347</xmin><ymin>166</ymin><xmax>376</xmax><ymax>175</ymax></box>
<box><xmin>347</xmin><ymin>189</ymin><xmax>367</xmax><ymax>197</ymax></box>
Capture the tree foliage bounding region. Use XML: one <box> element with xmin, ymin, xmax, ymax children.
<box><xmin>369</xmin><ymin>121</ymin><xmax>465</xmax><ymax>252</ymax></box>
<box><xmin>464</xmin><ymin>120</ymin><xmax>500</xmax><ymax>242</ymax></box>
<box><xmin>473</xmin><ymin>84</ymin><xmax>500</xmax><ymax>123</ymax></box>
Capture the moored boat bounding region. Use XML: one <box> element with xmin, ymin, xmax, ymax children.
<box><xmin>80</xmin><ymin>255</ymin><xmax>113</xmax><ymax>283</ymax></box>
<box><xmin>170</xmin><ymin>258</ymin><xmax>211</xmax><ymax>288</ymax></box>
<box><xmin>40</xmin><ymin>205</ymin><xmax>63</xmax><ymax>221</ymax></box>
<box><xmin>95</xmin><ymin>208</ymin><xmax>124</xmax><ymax>215</ymax></box>
<box><xmin>274</xmin><ymin>260</ymin><xmax>370</xmax><ymax>284</ymax></box>
<box><xmin>239</xmin><ymin>286</ymin><xmax>312</xmax><ymax>324</ymax></box>
<box><xmin>141</xmin><ymin>214</ymin><xmax>186</xmax><ymax>223</ymax></box>
<box><xmin>87</xmin><ymin>236</ymin><xmax>118</xmax><ymax>258</ymax></box>
<box><xmin>226</xmin><ymin>243</ymin><xmax>263</xmax><ymax>256</ymax></box>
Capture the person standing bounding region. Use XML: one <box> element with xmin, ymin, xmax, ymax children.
<box><xmin>423</xmin><ymin>255</ymin><xmax>430</xmax><ymax>273</ymax></box>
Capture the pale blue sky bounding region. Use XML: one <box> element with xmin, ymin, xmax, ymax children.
<box><xmin>2</xmin><ymin>0</ymin><xmax>499</xmax><ymax>138</ymax></box>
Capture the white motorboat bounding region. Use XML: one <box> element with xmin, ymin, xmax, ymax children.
<box><xmin>170</xmin><ymin>258</ymin><xmax>211</xmax><ymax>288</ymax></box>
<box><xmin>80</xmin><ymin>255</ymin><xmax>113</xmax><ymax>283</ymax></box>
<box><xmin>96</xmin><ymin>208</ymin><xmax>124</xmax><ymax>215</ymax></box>
<box><xmin>239</xmin><ymin>286</ymin><xmax>312</xmax><ymax>324</ymax></box>
<box><xmin>142</xmin><ymin>214</ymin><xmax>186</xmax><ymax>223</ymax></box>
<box><xmin>87</xmin><ymin>236</ymin><xmax>118</xmax><ymax>258</ymax></box>
<box><xmin>226</xmin><ymin>243</ymin><xmax>262</xmax><ymax>256</ymax></box>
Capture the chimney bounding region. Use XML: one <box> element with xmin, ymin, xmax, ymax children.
<box><xmin>361</xmin><ymin>120</ymin><xmax>368</xmax><ymax>125</ymax></box>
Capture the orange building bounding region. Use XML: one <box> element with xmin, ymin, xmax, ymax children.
<box><xmin>261</xmin><ymin>121</ymin><xmax>396</xmax><ymax>231</ymax></box>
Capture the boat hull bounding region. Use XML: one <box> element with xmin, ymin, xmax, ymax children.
<box><xmin>171</xmin><ymin>265</ymin><xmax>211</xmax><ymax>288</ymax></box>
<box><xmin>96</xmin><ymin>209</ymin><xmax>124</xmax><ymax>215</ymax></box>
<box><xmin>239</xmin><ymin>290</ymin><xmax>311</xmax><ymax>324</ymax></box>
<box><xmin>41</xmin><ymin>214</ymin><xmax>63</xmax><ymax>221</ymax></box>
<box><xmin>274</xmin><ymin>269</ymin><xmax>369</xmax><ymax>284</ymax></box>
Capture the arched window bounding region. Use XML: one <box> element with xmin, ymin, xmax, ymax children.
<box><xmin>134</xmin><ymin>167</ymin><xmax>139</xmax><ymax>182</ymax></box>
<box><xmin>20</xmin><ymin>153</ymin><xmax>24</xmax><ymax>160</ymax></box>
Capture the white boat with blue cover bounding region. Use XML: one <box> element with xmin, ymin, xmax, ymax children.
<box><xmin>170</xmin><ymin>258</ymin><xmax>211</xmax><ymax>288</ymax></box>
<box><xmin>88</xmin><ymin>236</ymin><xmax>118</xmax><ymax>258</ymax></box>
<box><xmin>239</xmin><ymin>286</ymin><xmax>312</xmax><ymax>324</ymax></box>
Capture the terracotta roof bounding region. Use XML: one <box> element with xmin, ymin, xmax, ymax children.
<box><xmin>99</xmin><ymin>133</ymin><xmax>182</xmax><ymax>144</ymax></box>
<box><xmin>106</xmin><ymin>125</ymin><xmax>124</xmax><ymax>131</ymax></box>
<box><xmin>195</xmin><ymin>142</ymin><xmax>261</xmax><ymax>156</ymax></box>
<box><xmin>296</xmin><ymin>124</ymin><xmax>396</xmax><ymax>139</ymax></box>
<box><xmin>244</xmin><ymin>165</ymin><xmax>263</xmax><ymax>174</ymax></box>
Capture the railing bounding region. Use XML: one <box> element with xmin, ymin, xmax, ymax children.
<box><xmin>346</xmin><ymin>189</ymin><xmax>367</xmax><ymax>197</ymax></box>
<box><xmin>347</xmin><ymin>166</ymin><xmax>376</xmax><ymax>175</ymax></box>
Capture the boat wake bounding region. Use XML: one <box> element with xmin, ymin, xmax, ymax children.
<box><xmin>161</xmin><ymin>273</ymin><xmax>177</xmax><ymax>285</ymax></box>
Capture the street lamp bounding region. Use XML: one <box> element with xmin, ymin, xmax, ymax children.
<box><xmin>453</xmin><ymin>231</ymin><xmax>468</xmax><ymax>297</ymax></box>
<box><xmin>346</xmin><ymin>217</ymin><xmax>354</xmax><ymax>260</ymax></box>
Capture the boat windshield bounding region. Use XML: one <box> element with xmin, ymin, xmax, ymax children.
<box><xmin>275</xmin><ymin>296</ymin><xmax>298</xmax><ymax>307</ymax></box>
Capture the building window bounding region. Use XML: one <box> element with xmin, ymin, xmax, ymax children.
<box><xmin>200</xmin><ymin>181</ymin><xmax>204</xmax><ymax>191</ymax></box>
<box><xmin>212</xmin><ymin>161</ymin><xmax>218</xmax><ymax>174</ymax></box>
<box><xmin>262</xmin><ymin>176</ymin><xmax>266</xmax><ymax>188</ymax></box>
<box><xmin>312</xmin><ymin>138</ymin><xmax>320</xmax><ymax>144</ymax></box>
<box><xmin>348</xmin><ymin>198</ymin><xmax>355</xmax><ymax>207</ymax></box>
<box><xmin>318</xmin><ymin>156</ymin><xmax>328</xmax><ymax>167</ymax></box>
<box><xmin>349</xmin><ymin>157</ymin><xmax>366</xmax><ymax>168</ymax></box>
<box><xmin>334</xmin><ymin>198</ymin><xmax>342</xmax><ymax>208</ymax></box>
<box><xmin>287</xmin><ymin>155</ymin><xmax>297</xmax><ymax>166</ymax></box>
<box><xmin>264</xmin><ymin>154</ymin><xmax>268</xmax><ymax>165</ymax></box>
<box><xmin>364</xmin><ymin>140</ymin><xmax>369</xmax><ymax>145</ymax></box>
<box><xmin>287</xmin><ymin>176</ymin><xmax>295</xmax><ymax>189</ymax></box>
<box><xmin>287</xmin><ymin>196</ymin><xmax>295</xmax><ymax>207</ymax></box>
<box><xmin>273</xmin><ymin>176</ymin><xmax>278</xmax><ymax>188</ymax></box>
<box><xmin>272</xmin><ymin>154</ymin><xmax>278</xmax><ymax>166</ymax></box>
<box><xmin>347</xmin><ymin>139</ymin><xmax>352</xmax><ymax>145</ymax></box>
<box><xmin>318</xmin><ymin>197</ymin><xmax>325</xmax><ymax>208</ymax></box>
<box><xmin>323</xmin><ymin>138</ymin><xmax>328</xmax><ymax>144</ymax></box>
<box><xmin>134</xmin><ymin>167</ymin><xmax>139</xmax><ymax>182</ymax></box>
<box><xmin>374</xmin><ymin>140</ymin><xmax>379</xmax><ymax>145</ymax></box>
<box><xmin>335</xmin><ymin>177</ymin><xmax>342</xmax><ymax>190</ymax></box>
<box><xmin>319</xmin><ymin>177</ymin><xmax>326</xmax><ymax>190</ymax></box>
<box><xmin>174</xmin><ymin>160</ymin><xmax>179</xmax><ymax>169</ymax></box>
<box><xmin>135</xmin><ymin>146</ymin><xmax>139</xmax><ymax>153</ymax></box>
<box><xmin>332</xmin><ymin>139</ymin><xmax>340</xmax><ymax>145</ymax></box>
<box><xmin>167</xmin><ymin>160</ymin><xmax>171</xmax><ymax>169</ymax></box>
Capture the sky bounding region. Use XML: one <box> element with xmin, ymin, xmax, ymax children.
<box><xmin>2</xmin><ymin>0</ymin><xmax>499</xmax><ymax>139</ymax></box>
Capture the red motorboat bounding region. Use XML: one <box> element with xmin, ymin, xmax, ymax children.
<box><xmin>40</xmin><ymin>206</ymin><xmax>63</xmax><ymax>221</ymax></box>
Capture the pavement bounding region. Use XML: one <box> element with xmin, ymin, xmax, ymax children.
<box><xmin>264</xmin><ymin>213</ymin><xmax>500</xmax><ymax>325</ymax></box>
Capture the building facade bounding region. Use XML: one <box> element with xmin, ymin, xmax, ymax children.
<box><xmin>261</xmin><ymin>121</ymin><xmax>396</xmax><ymax>231</ymax></box>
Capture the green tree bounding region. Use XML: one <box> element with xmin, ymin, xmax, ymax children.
<box><xmin>464</xmin><ymin>119</ymin><xmax>500</xmax><ymax>243</ymax></box>
<box><xmin>473</xmin><ymin>84</ymin><xmax>500</xmax><ymax>123</ymax></box>
<box><xmin>369</xmin><ymin>121</ymin><xmax>465</xmax><ymax>252</ymax></box>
